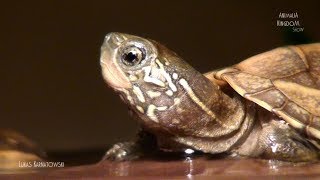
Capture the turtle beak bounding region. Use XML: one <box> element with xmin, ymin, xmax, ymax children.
<box><xmin>100</xmin><ymin>32</ymin><xmax>131</xmax><ymax>90</ymax></box>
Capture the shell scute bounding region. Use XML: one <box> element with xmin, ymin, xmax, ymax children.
<box><xmin>213</xmin><ymin>43</ymin><xmax>320</xmax><ymax>139</ymax></box>
<box><xmin>236</xmin><ymin>47</ymin><xmax>307</xmax><ymax>79</ymax></box>
<box><xmin>279</xmin><ymin>101</ymin><xmax>311</xmax><ymax>126</ymax></box>
<box><xmin>273</xmin><ymin>80</ymin><xmax>320</xmax><ymax>116</ymax></box>
<box><xmin>245</xmin><ymin>88</ymin><xmax>286</xmax><ymax>111</ymax></box>
<box><xmin>221</xmin><ymin>72</ymin><xmax>273</xmax><ymax>95</ymax></box>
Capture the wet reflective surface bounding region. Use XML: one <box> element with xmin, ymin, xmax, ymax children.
<box><xmin>1</xmin><ymin>157</ymin><xmax>320</xmax><ymax>179</ymax></box>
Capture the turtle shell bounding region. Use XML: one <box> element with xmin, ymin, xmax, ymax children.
<box><xmin>0</xmin><ymin>129</ymin><xmax>46</xmax><ymax>170</ymax></box>
<box><xmin>207</xmin><ymin>43</ymin><xmax>320</xmax><ymax>140</ymax></box>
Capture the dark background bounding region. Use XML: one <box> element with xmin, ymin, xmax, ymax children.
<box><xmin>0</xmin><ymin>1</ymin><xmax>319</xmax><ymax>153</ymax></box>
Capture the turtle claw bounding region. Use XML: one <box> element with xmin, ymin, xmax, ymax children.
<box><xmin>102</xmin><ymin>142</ymin><xmax>140</xmax><ymax>161</ymax></box>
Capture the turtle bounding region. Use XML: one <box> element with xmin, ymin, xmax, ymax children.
<box><xmin>0</xmin><ymin>129</ymin><xmax>46</xmax><ymax>172</ymax></box>
<box><xmin>100</xmin><ymin>32</ymin><xmax>320</xmax><ymax>162</ymax></box>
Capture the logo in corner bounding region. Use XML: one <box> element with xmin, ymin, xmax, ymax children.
<box><xmin>276</xmin><ymin>12</ymin><xmax>304</xmax><ymax>32</ymax></box>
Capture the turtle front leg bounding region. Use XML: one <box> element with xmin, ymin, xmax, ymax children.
<box><xmin>235</xmin><ymin>118</ymin><xmax>319</xmax><ymax>162</ymax></box>
<box><xmin>259</xmin><ymin>120</ymin><xmax>319</xmax><ymax>162</ymax></box>
<box><xmin>102</xmin><ymin>130</ymin><xmax>158</xmax><ymax>161</ymax></box>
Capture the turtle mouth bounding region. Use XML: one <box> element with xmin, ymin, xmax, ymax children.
<box><xmin>100</xmin><ymin>59</ymin><xmax>131</xmax><ymax>90</ymax></box>
<box><xmin>100</xmin><ymin>33</ymin><xmax>131</xmax><ymax>90</ymax></box>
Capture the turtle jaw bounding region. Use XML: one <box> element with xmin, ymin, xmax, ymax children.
<box><xmin>100</xmin><ymin>32</ymin><xmax>132</xmax><ymax>90</ymax></box>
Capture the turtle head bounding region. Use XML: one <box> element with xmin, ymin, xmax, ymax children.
<box><xmin>100</xmin><ymin>32</ymin><xmax>159</xmax><ymax>90</ymax></box>
<box><xmin>100</xmin><ymin>33</ymin><xmax>245</xmax><ymax>153</ymax></box>
<box><xmin>100</xmin><ymin>32</ymin><xmax>223</xmax><ymax>133</ymax></box>
<box><xmin>100</xmin><ymin>32</ymin><xmax>190</xmax><ymax>127</ymax></box>
<box><xmin>100</xmin><ymin>32</ymin><xmax>182</xmax><ymax>108</ymax></box>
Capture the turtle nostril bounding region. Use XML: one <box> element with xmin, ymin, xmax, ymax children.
<box><xmin>105</xmin><ymin>32</ymin><xmax>126</xmax><ymax>47</ymax></box>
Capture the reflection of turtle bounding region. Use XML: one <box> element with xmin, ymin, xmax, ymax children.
<box><xmin>0</xmin><ymin>129</ymin><xmax>46</xmax><ymax>172</ymax></box>
<box><xmin>100</xmin><ymin>32</ymin><xmax>320</xmax><ymax>162</ymax></box>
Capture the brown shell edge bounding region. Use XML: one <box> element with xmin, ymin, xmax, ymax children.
<box><xmin>206</xmin><ymin>43</ymin><xmax>320</xmax><ymax>140</ymax></box>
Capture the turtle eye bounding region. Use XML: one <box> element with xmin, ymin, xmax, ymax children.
<box><xmin>121</xmin><ymin>46</ymin><xmax>145</xmax><ymax>66</ymax></box>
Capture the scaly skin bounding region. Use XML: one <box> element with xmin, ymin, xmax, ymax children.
<box><xmin>100</xmin><ymin>32</ymin><xmax>319</xmax><ymax>162</ymax></box>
